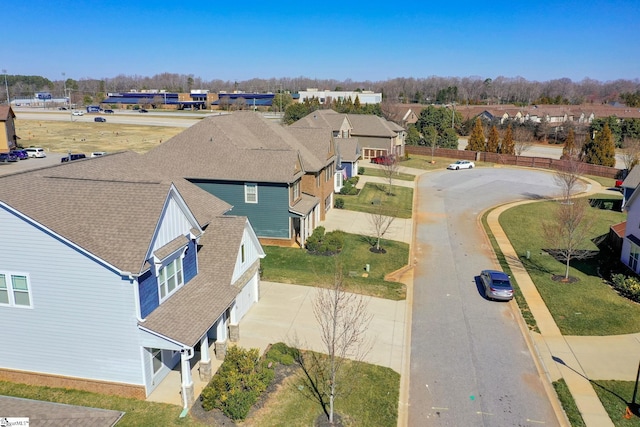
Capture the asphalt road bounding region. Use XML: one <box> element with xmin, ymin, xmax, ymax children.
<box><xmin>408</xmin><ymin>168</ymin><xmax>582</xmax><ymax>426</ymax></box>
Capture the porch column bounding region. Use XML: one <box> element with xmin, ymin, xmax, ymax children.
<box><xmin>214</xmin><ymin>318</ymin><xmax>227</xmax><ymax>360</ymax></box>
<box><xmin>229</xmin><ymin>304</ymin><xmax>239</xmax><ymax>342</ymax></box>
<box><xmin>199</xmin><ymin>335</ymin><xmax>212</xmax><ymax>381</ymax></box>
<box><xmin>180</xmin><ymin>351</ymin><xmax>195</xmax><ymax>408</ymax></box>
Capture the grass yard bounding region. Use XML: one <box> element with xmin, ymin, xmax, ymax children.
<box><xmin>361</xmin><ymin>166</ymin><xmax>415</xmax><ymax>181</ymax></box>
<box><xmin>244</xmin><ymin>358</ymin><xmax>399</xmax><ymax>426</ymax></box>
<box><xmin>499</xmin><ymin>194</ymin><xmax>640</xmax><ymax>335</ymax></box>
<box><xmin>0</xmin><ymin>381</ymin><xmax>203</xmax><ymax>426</ymax></box>
<box><xmin>16</xmin><ymin>120</ymin><xmax>184</xmax><ymax>154</ymax></box>
<box><xmin>553</xmin><ymin>379</ymin><xmax>586</xmax><ymax>426</ymax></box>
<box><xmin>338</xmin><ymin>182</ymin><xmax>413</xmax><ymax>219</ymax></box>
<box><xmin>593</xmin><ymin>380</ymin><xmax>640</xmax><ymax>427</ymax></box>
<box><xmin>261</xmin><ymin>232</ymin><xmax>408</xmax><ymax>300</ymax></box>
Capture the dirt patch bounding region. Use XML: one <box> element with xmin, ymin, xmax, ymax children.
<box><xmin>16</xmin><ymin>120</ymin><xmax>184</xmax><ymax>154</ymax></box>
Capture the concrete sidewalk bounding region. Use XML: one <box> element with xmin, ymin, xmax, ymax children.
<box><xmin>487</xmin><ymin>179</ymin><xmax>640</xmax><ymax>427</ymax></box>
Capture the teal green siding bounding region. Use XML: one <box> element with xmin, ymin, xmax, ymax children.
<box><xmin>191</xmin><ymin>180</ymin><xmax>291</xmax><ymax>238</ymax></box>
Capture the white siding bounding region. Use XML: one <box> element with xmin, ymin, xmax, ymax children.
<box><xmin>151</xmin><ymin>195</ymin><xmax>196</xmax><ymax>252</ymax></box>
<box><xmin>0</xmin><ymin>208</ymin><xmax>143</xmax><ymax>385</ymax></box>
<box><xmin>235</xmin><ymin>273</ymin><xmax>259</xmax><ymax>320</ymax></box>
<box><xmin>231</xmin><ymin>223</ymin><xmax>262</xmax><ymax>284</ymax></box>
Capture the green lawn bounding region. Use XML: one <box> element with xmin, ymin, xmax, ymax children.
<box><xmin>0</xmin><ymin>381</ymin><xmax>202</xmax><ymax>426</ymax></box>
<box><xmin>361</xmin><ymin>166</ymin><xmax>416</xmax><ymax>181</ymax></box>
<box><xmin>499</xmin><ymin>194</ymin><xmax>640</xmax><ymax>335</ymax></box>
<box><xmin>593</xmin><ymin>380</ymin><xmax>640</xmax><ymax>427</ymax></box>
<box><xmin>553</xmin><ymin>379</ymin><xmax>586</xmax><ymax>426</ymax></box>
<box><xmin>247</xmin><ymin>358</ymin><xmax>399</xmax><ymax>426</ymax></box>
<box><xmin>338</xmin><ymin>182</ymin><xmax>413</xmax><ymax>219</ymax></box>
<box><xmin>261</xmin><ymin>232</ymin><xmax>409</xmax><ymax>300</ymax></box>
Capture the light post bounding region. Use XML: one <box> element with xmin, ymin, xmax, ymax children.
<box><xmin>2</xmin><ymin>69</ymin><xmax>9</xmax><ymax>106</ymax></box>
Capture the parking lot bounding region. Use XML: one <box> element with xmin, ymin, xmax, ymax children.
<box><xmin>0</xmin><ymin>151</ymin><xmax>67</xmax><ymax>176</ymax></box>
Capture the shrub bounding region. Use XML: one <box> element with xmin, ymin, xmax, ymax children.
<box><xmin>334</xmin><ymin>197</ymin><xmax>345</xmax><ymax>209</ymax></box>
<box><xmin>265</xmin><ymin>342</ymin><xmax>298</xmax><ymax>366</ymax></box>
<box><xmin>349</xmin><ymin>176</ymin><xmax>360</xmax><ymax>185</ymax></box>
<box><xmin>340</xmin><ymin>181</ymin><xmax>354</xmax><ymax>195</ymax></box>
<box><xmin>305</xmin><ymin>227</ymin><xmax>343</xmax><ymax>255</ymax></box>
<box><xmin>358</xmin><ymin>166</ymin><xmax>365</xmax><ymax>175</ymax></box>
<box><xmin>200</xmin><ymin>346</ymin><xmax>274</xmax><ymax>420</ymax></box>
<box><xmin>610</xmin><ymin>274</ymin><xmax>640</xmax><ymax>302</ymax></box>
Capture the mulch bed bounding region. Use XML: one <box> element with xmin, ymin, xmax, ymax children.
<box><xmin>551</xmin><ymin>275</ymin><xmax>580</xmax><ymax>284</ymax></box>
<box><xmin>189</xmin><ymin>362</ymin><xmax>299</xmax><ymax>426</ymax></box>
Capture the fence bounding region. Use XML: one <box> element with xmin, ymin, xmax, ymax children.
<box><xmin>405</xmin><ymin>146</ymin><xmax>621</xmax><ymax>179</ymax></box>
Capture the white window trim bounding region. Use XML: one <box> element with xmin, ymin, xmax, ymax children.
<box><xmin>245</xmin><ymin>183</ymin><xmax>258</xmax><ymax>204</ymax></box>
<box><xmin>0</xmin><ymin>271</ymin><xmax>33</xmax><ymax>308</ymax></box>
<box><xmin>150</xmin><ymin>348</ymin><xmax>163</xmax><ymax>376</ymax></box>
<box><xmin>157</xmin><ymin>254</ymin><xmax>185</xmax><ymax>303</ymax></box>
<box><xmin>293</xmin><ymin>181</ymin><xmax>300</xmax><ymax>201</ymax></box>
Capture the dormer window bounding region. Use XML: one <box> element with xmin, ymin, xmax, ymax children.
<box><xmin>158</xmin><ymin>257</ymin><xmax>183</xmax><ymax>302</ymax></box>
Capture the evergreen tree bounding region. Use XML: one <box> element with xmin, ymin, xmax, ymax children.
<box><xmin>501</xmin><ymin>125</ymin><xmax>515</xmax><ymax>154</ymax></box>
<box><xmin>466</xmin><ymin>118</ymin><xmax>485</xmax><ymax>151</ymax></box>
<box><xmin>353</xmin><ymin>95</ymin><xmax>361</xmax><ymax>110</ymax></box>
<box><xmin>562</xmin><ymin>128</ymin><xmax>577</xmax><ymax>159</ymax></box>
<box><xmin>486</xmin><ymin>125</ymin><xmax>500</xmax><ymax>153</ymax></box>
<box><xmin>583</xmin><ymin>123</ymin><xmax>616</xmax><ymax>166</ymax></box>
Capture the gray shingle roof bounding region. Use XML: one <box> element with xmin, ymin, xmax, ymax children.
<box><xmin>140</xmin><ymin>216</ymin><xmax>248</xmax><ymax>346</ymax></box>
<box><xmin>337</xmin><ymin>138</ymin><xmax>360</xmax><ymax>162</ymax></box>
<box><xmin>622</xmin><ymin>166</ymin><xmax>640</xmax><ymax>189</ymax></box>
<box><xmin>144</xmin><ymin>111</ymin><xmax>321</xmax><ymax>184</ymax></box>
<box><xmin>0</xmin><ymin>151</ymin><xmax>230</xmax><ymax>274</ymax></box>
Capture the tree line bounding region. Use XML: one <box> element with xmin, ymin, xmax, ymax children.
<box><xmin>2</xmin><ymin>73</ymin><xmax>639</xmax><ymax>108</ymax></box>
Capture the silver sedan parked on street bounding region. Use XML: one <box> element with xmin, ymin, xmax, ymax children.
<box><xmin>447</xmin><ymin>160</ymin><xmax>475</xmax><ymax>170</ymax></box>
<box><xmin>480</xmin><ymin>270</ymin><xmax>514</xmax><ymax>301</ymax></box>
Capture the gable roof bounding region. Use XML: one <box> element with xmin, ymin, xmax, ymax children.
<box><xmin>290</xmin><ymin>109</ymin><xmax>348</xmax><ymax>131</ymax></box>
<box><xmin>144</xmin><ymin>111</ymin><xmax>328</xmax><ymax>184</ymax></box>
<box><xmin>336</xmin><ymin>138</ymin><xmax>360</xmax><ymax>162</ymax></box>
<box><xmin>140</xmin><ymin>215</ymin><xmax>249</xmax><ymax>346</ymax></box>
<box><xmin>0</xmin><ymin>105</ymin><xmax>15</xmax><ymax>121</ymax></box>
<box><xmin>622</xmin><ymin>167</ymin><xmax>640</xmax><ymax>189</ymax></box>
<box><xmin>0</xmin><ymin>151</ymin><xmax>230</xmax><ymax>274</ymax></box>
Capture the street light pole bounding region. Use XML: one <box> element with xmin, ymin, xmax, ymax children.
<box><xmin>2</xmin><ymin>69</ymin><xmax>9</xmax><ymax>105</ymax></box>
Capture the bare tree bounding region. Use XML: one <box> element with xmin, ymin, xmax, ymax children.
<box><xmin>513</xmin><ymin>126</ymin><xmax>534</xmax><ymax>155</ymax></box>
<box><xmin>554</xmin><ymin>157</ymin><xmax>585</xmax><ymax>203</ymax></box>
<box><xmin>621</xmin><ymin>137</ymin><xmax>640</xmax><ymax>171</ymax></box>
<box><xmin>543</xmin><ymin>198</ymin><xmax>596</xmax><ymax>281</ymax></box>
<box><xmin>380</xmin><ymin>155</ymin><xmax>401</xmax><ymax>196</ymax></box>
<box><xmin>368</xmin><ymin>200</ymin><xmax>396</xmax><ymax>252</ymax></box>
<box><xmin>313</xmin><ymin>263</ymin><xmax>372</xmax><ymax>424</ymax></box>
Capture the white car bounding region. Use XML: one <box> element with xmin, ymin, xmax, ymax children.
<box><xmin>72</xmin><ymin>111</ymin><xmax>84</xmax><ymax>116</ymax></box>
<box><xmin>91</xmin><ymin>152</ymin><xmax>107</xmax><ymax>157</ymax></box>
<box><xmin>447</xmin><ymin>160</ymin><xmax>475</xmax><ymax>170</ymax></box>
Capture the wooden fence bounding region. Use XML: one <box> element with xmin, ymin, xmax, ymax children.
<box><xmin>405</xmin><ymin>146</ymin><xmax>622</xmax><ymax>179</ymax></box>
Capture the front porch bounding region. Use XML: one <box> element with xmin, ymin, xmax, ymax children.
<box><xmin>146</xmin><ymin>338</ymin><xmax>225</xmax><ymax>406</ymax></box>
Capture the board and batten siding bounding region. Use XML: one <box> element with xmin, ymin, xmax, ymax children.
<box><xmin>191</xmin><ymin>180</ymin><xmax>291</xmax><ymax>238</ymax></box>
<box><xmin>0</xmin><ymin>207</ymin><xmax>143</xmax><ymax>386</ymax></box>
<box><xmin>150</xmin><ymin>194</ymin><xmax>198</xmax><ymax>253</ymax></box>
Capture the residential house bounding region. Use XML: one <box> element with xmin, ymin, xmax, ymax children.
<box><xmin>0</xmin><ymin>105</ymin><xmax>18</xmax><ymax>152</ymax></box>
<box><xmin>621</xmin><ymin>167</ymin><xmax>640</xmax><ymax>208</ymax></box>
<box><xmin>144</xmin><ymin>111</ymin><xmax>337</xmax><ymax>247</ymax></box>
<box><xmin>621</xmin><ymin>183</ymin><xmax>640</xmax><ymax>273</ymax></box>
<box><xmin>0</xmin><ymin>152</ymin><xmax>265</xmax><ymax>409</ymax></box>
<box><xmin>291</xmin><ymin>109</ymin><xmax>405</xmax><ymax>162</ymax></box>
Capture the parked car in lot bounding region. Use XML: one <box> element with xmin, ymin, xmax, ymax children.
<box><xmin>447</xmin><ymin>160</ymin><xmax>475</xmax><ymax>170</ymax></box>
<box><xmin>94</xmin><ymin>117</ymin><xmax>106</xmax><ymax>122</ymax></box>
<box><xmin>139</xmin><ymin>108</ymin><xmax>148</xmax><ymax>113</ymax></box>
<box><xmin>61</xmin><ymin>153</ymin><xmax>87</xmax><ymax>163</ymax></box>
<box><xmin>371</xmin><ymin>155</ymin><xmax>395</xmax><ymax>165</ymax></box>
<box><xmin>103</xmin><ymin>109</ymin><xmax>114</xmax><ymax>114</ymax></box>
<box><xmin>72</xmin><ymin>111</ymin><xmax>84</xmax><ymax>116</ymax></box>
<box><xmin>58</xmin><ymin>107</ymin><xmax>68</xmax><ymax>110</ymax></box>
<box><xmin>24</xmin><ymin>147</ymin><xmax>46</xmax><ymax>158</ymax></box>
<box><xmin>480</xmin><ymin>270</ymin><xmax>514</xmax><ymax>301</ymax></box>
<box><xmin>0</xmin><ymin>152</ymin><xmax>19</xmax><ymax>162</ymax></box>
<box><xmin>91</xmin><ymin>152</ymin><xmax>107</xmax><ymax>157</ymax></box>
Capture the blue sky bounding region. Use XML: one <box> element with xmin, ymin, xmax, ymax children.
<box><xmin>5</xmin><ymin>1</ymin><xmax>639</xmax><ymax>83</ymax></box>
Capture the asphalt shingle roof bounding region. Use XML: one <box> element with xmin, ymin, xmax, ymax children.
<box><xmin>0</xmin><ymin>151</ymin><xmax>230</xmax><ymax>274</ymax></box>
<box><xmin>144</xmin><ymin>111</ymin><xmax>330</xmax><ymax>183</ymax></box>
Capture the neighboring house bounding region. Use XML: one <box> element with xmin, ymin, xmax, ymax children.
<box><xmin>336</xmin><ymin>138</ymin><xmax>361</xmax><ymax>180</ymax></box>
<box><xmin>144</xmin><ymin>111</ymin><xmax>337</xmax><ymax>247</ymax></box>
<box><xmin>620</xmin><ymin>167</ymin><xmax>640</xmax><ymax>208</ymax></box>
<box><xmin>621</xmin><ymin>183</ymin><xmax>640</xmax><ymax>273</ymax></box>
<box><xmin>291</xmin><ymin>109</ymin><xmax>406</xmax><ymax>161</ymax></box>
<box><xmin>0</xmin><ymin>152</ymin><xmax>264</xmax><ymax>410</ymax></box>
<box><xmin>0</xmin><ymin>105</ymin><xmax>18</xmax><ymax>152</ymax></box>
